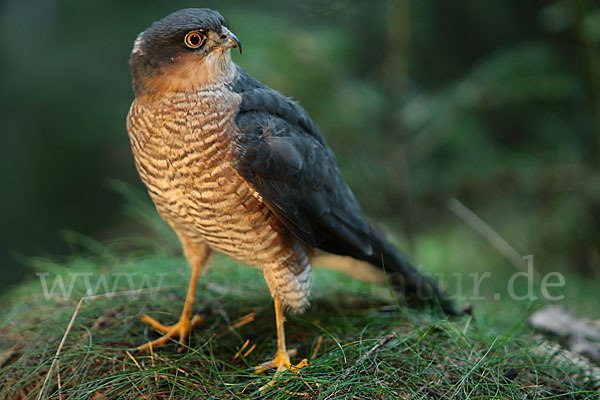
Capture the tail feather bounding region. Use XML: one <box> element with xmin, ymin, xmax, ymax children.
<box><xmin>361</xmin><ymin>223</ymin><xmax>459</xmax><ymax>315</ymax></box>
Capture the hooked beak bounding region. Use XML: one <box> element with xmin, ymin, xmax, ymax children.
<box><xmin>221</xmin><ymin>27</ymin><xmax>242</xmax><ymax>55</ymax></box>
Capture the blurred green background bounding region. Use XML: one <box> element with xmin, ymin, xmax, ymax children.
<box><xmin>1</xmin><ymin>0</ymin><xmax>599</xmax><ymax>295</ymax></box>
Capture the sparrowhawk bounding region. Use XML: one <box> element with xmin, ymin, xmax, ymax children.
<box><xmin>127</xmin><ymin>8</ymin><xmax>454</xmax><ymax>375</ymax></box>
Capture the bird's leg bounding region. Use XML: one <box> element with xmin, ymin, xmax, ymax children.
<box><xmin>135</xmin><ymin>240</ymin><xmax>210</xmax><ymax>353</ymax></box>
<box><xmin>255</xmin><ymin>297</ymin><xmax>292</xmax><ymax>373</ymax></box>
<box><xmin>255</xmin><ymin>297</ymin><xmax>309</xmax><ymax>389</ymax></box>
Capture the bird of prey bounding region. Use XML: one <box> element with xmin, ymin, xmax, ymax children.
<box><xmin>127</xmin><ymin>8</ymin><xmax>454</xmax><ymax>373</ymax></box>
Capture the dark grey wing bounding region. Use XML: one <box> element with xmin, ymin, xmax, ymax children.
<box><xmin>229</xmin><ymin>67</ymin><xmax>457</xmax><ymax>314</ymax></box>
<box><xmin>230</xmin><ymin>67</ymin><xmax>373</xmax><ymax>256</ymax></box>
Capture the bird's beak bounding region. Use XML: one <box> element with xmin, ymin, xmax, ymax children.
<box><xmin>221</xmin><ymin>27</ymin><xmax>242</xmax><ymax>55</ymax></box>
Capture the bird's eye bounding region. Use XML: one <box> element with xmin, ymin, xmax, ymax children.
<box><xmin>184</xmin><ymin>31</ymin><xmax>205</xmax><ymax>49</ymax></box>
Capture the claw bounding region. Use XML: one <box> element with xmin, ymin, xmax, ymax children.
<box><xmin>255</xmin><ymin>348</ymin><xmax>296</xmax><ymax>374</ymax></box>
<box><xmin>256</xmin><ymin>348</ymin><xmax>308</xmax><ymax>391</ymax></box>
<box><xmin>135</xmin><ymin>312</ymin><xmax>207</xmax><ymax>353</ymax></box>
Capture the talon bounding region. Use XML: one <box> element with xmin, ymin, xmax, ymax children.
<box><xmin>191</xmin><ymin>313</ymin><xmax>206</xmax><ymax>327</ymax></box>
<box><xmin>255</xmin><ymin>298</ymin><xmax>306</xmax><ymax>392</ymax></box>
<box><xmin>133</xmin><ymin>246</ymin><xmax>208</xmax><ymax>353</ymax></box>
<box><xmin>257</xmin><ymin>350</ymin><xmax>308</xmax><ymax>392</ymax></box>
<box><xmin>255</xmin><ymin>348</ymin><xmax>297</xmax><ymax>374</ymax></box>
<box><xmin>135</xmin><ymin>312</ymin><xmax>206</xmax><ymax>353</ymax></box>
<box><xmin>140</xmin><ymin>314</ymin><xmax>172</xmax><ymax>333</ymax></box>
<box><xmin>291</xmin><ymin>358</ymin><xmax>309</xmax><ymax>371</ymax></box>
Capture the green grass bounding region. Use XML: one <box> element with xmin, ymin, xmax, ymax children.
<box><xmin>1</xmin><ymin>245</ymin><xmax>598</xmax><ymax>399</ymax></box>
<box><xmin>1</xmin><ymin>184</ymin><xmax>598</xmax><ymax>399</ymax></box>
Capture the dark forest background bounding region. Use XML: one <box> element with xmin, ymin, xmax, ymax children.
<box><xmin>1</xmin><ymin>0</ymin><xmax>599</xmax><ymax>294</ymax></box>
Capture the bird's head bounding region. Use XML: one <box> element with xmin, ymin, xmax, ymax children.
<box><xmin>130</xmin><ymin>8</ymin><xmax>241</xmax><ymax>97</ymax></box>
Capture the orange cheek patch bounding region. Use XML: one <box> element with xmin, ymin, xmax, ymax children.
<box><xmin>142</xmin><ymin>52</ymin><xmax>234</xmax><ymax>96</ymax></box>
<box><xmin>144</xmin><ymin>55</ymin><xmax>209</xmax><ymax>94</ymax></box>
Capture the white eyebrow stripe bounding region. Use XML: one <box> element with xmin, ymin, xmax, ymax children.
<box><xmin>132</xmin><ymin>34</ymin><xmax>145</xmax><ymax>55</ymax></box>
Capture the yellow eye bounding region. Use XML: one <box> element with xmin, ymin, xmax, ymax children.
<box><xmin>184</xmin><ymin>31</ymin><xmax>205</xmax><ymax>49</ymax></box>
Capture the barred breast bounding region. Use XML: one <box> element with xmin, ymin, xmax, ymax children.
<box><xmin>126</xmin><ymin>84</ymin><xmax>311</xmax><ymax>310</ymax></box>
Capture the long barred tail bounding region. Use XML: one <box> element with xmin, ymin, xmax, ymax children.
<box><xmin>363</xmin><ymin>223</ymin><xmax>459</xmax><ymax>315</ymax></box>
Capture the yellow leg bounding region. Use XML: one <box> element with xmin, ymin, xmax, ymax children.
<box><xmin>135</xmin><ymin>240</ymin><xmax>210</xmax><ymax>353</ymax></box>
<box><xmin>255</xmin><ymin>297</ymin><xmax>292</xmax><ymax>373</ymax></box>
<box><xmin>255</xmin><ymin>297</ymin><xmax>308</xmax><ymax>390</ymax></box>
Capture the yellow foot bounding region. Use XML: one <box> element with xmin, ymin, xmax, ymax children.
<box><xmin>135</xmin><ymin>313</ymin><xmax>206</xmax><ymax>353</ymax></box>
<box><xmin>255</xmin><ymin>349</ymin><xmax>309</xmax><ymax>391</ymax></box>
